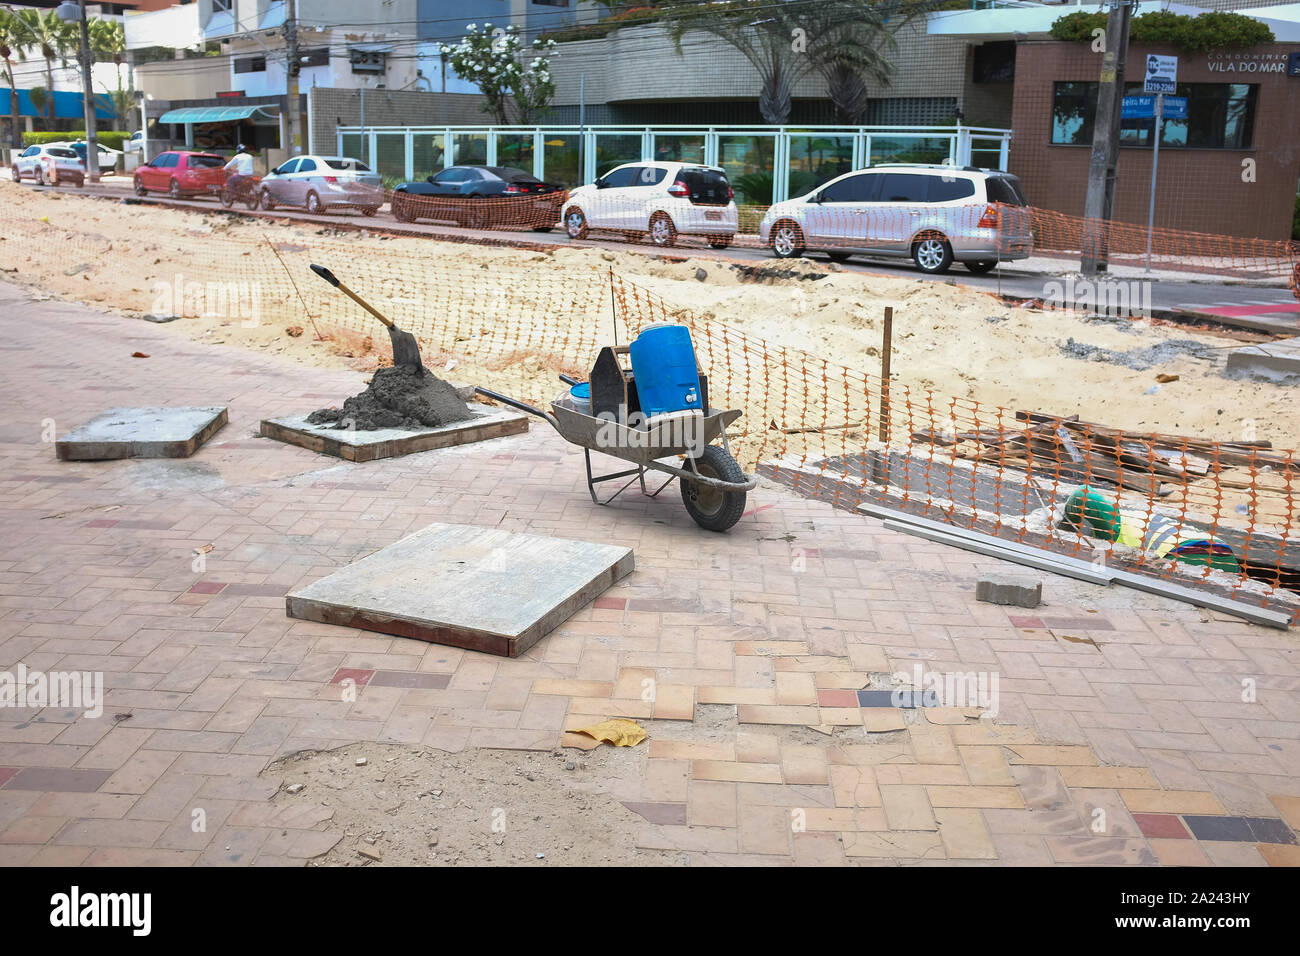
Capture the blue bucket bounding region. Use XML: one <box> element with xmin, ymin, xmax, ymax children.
<box><xmin>569</xmin><ymin>382</ymin><xmax>591</xmax><ymax>414</ymax></box>
<box><xmin>628</xmin><ymin>324</ymin><xmax>702</xmax><ymax>422</ymax></box>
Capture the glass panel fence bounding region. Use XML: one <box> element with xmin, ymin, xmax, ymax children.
<box><xmin>718</xmin><ymin>134</ymin><xmax>775</xmax><ymax>205</ymax></box>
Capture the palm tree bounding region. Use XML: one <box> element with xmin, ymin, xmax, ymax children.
<box><xmin>658</xmin><ymin>0</ymin><xmax>941</xmax><ymax>126</ymax></box>
<box><xmin>89</xmin><ymin>19</ymin><xmax>124</xmax><ymax>68</ymax></box>
<box><xmin>18</xmin><ymin>8</ymin><xmax>75</xmax><ymax>127</ymax></box>
<box><xmin>0</xmin><ymin>8</ymin><xmax>31</xmax><ymax>150</ymax></box>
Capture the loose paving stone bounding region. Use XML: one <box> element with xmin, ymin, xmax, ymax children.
<box><xmin>286</xmin><ymin>522</ymin><xmax>634</xmax><ymax>657</ymax></box>
<box><xmin>260</xmin><ymin>407</ymin><xmax>528</xmax><ymax>462</ymax></box>
<box><xmin>975</xmin><ymin>573</ymin><xmax>1043</xmax><ymax>608</ymax></box>
<box><xmin>56</xmin><ymin>406</ymin><xmax>227</xmax><ymax>460</ymax></box>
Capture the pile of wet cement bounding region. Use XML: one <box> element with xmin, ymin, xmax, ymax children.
<box><xmin>307</xmin><ymin>365</ymin><xmax>472</xmax><ymax>431</ymax></box>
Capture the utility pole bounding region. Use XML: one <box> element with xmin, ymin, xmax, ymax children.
<box><xmin>285</xmin><ymin>0</ymin><xmax>301</xmax><ymax>156</ymax></box>
<box><xmin>57</xmin><ymin>0</ymin><xmax>100</xmax><ymax>183</ymax></box>
<box><xmin>1080</xmin><ymin>0</ymin><xmax>1132</xmax><ymax>276</ymax></box>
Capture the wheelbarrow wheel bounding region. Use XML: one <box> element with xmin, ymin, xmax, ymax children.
<box><xmin>681</xmin><ymin>445</ymin><xmax>747</xmax><ymax>532</ymax></box>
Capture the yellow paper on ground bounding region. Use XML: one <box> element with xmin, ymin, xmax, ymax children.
<box><xmin>570</xmin><ymin>718</ymin><xmax>647</xmax><ymax>747</ymax></box>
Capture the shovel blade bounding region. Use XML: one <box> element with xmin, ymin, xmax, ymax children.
<box><xmin>388</xmin><ymin>326</ymin><xmax>424</xmax><ymax>370</ymax></box>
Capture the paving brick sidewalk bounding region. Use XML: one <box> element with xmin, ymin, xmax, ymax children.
<box><xmin>0</xmin><ymin>281</ymin><xmax>1297</xmax><ymax>866</ymax></box>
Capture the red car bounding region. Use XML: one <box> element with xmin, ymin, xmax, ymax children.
<box><xmin>133</xmin><ymin>150</ymin><xmax>228</xmax><ymax>199</ymax></box>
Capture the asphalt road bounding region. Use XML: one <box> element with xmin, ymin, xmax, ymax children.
<box><xmin>37</xmin><ymin>177</ymin><xmax>1300</xmax><ymax>325</ymax></box>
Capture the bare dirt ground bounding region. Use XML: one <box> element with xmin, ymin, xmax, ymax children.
<box><xmin>264</xmin><ymin>741</ymin><xmax>675</xmax><ymax>867</ymax></box>
<box><xmin>1</xmin><ymin>178</ymin><xmax>1295</xmax><ymax>448</ymax></box>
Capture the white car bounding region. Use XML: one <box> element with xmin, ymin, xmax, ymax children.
<box><xmin>563</xmin><ymin>161</ymin><xmax>738</xmax><ymax>248</ymax></box>
<box><xmin>124</xmin><ymin>131</ymin><xmax>144</xmax><ymax>153</ymax></box>
<box><xmin>259</xmin><ymin>154</ymin><xmax>384</xmax><ymax>216</ymax></box>
<box><xmin>11</xmin><ymin>144</ymin><xmax>86</xmax><ymax>186</ymax></box>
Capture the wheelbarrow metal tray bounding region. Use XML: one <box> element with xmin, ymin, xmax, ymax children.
<box><xmin>550</xmin><ymin>396</ymin><xmax>741</xmax><ymax>467</ymax></box>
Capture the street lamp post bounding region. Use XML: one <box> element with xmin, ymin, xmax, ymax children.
<box><xmin>56</xmin><ymin>0</ymin><xmax>100</xmax><ymax>184</ymax></box>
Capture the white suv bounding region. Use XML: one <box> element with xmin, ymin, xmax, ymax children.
<box><xmin>11</xmin><ymin>144</ymin><xmax>86</xmax><ymax>186</ymax></box>
<box><xmin>759</xmin><ymin>164</ymin><xmax>1034</xmax><ymax>274</ymax></box>
<box><xmin>563</xmin><ymin>161</ymin><xmax>738</xmax><ymax>248</ymax></box>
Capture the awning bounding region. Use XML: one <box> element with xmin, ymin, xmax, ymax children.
<box><xmin>9</xmin><ymin>89</ymin><xmax>114</xmax><ymax>120</ymax></box>
<box><xmin>157</xmin><ymin>105</ymin><xmax>279</xmax><ymax>125</ymax></box>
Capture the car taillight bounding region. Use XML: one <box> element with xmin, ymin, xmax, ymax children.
<box><xmin>323</xmin><ymin>176</ymin><xmax>337</xmax><ymax>183</ymax></box>
<box><xmin>504</xmin><ymin>184</ymin><xmax>522</xmax><ymax>193</ymax></box>
<box><xmin>977</xmin><ymin>204</ymin><xmax>999</xmax><ymax>229</ymax></box>
<box><xmin>727</xmin><ymin>185</ymin><xmax>734</xmax><ymax>200</ymax></box>
<box><xmin>667</xmin><ymin>180</ymin><xmax>690</xmax><ymax>198</ymax></box>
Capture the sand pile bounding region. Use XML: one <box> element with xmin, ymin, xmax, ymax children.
<box><xmin>307</xmin><ymin>365</ymin><xmax>471</xmax><ymax>430</ymax></box>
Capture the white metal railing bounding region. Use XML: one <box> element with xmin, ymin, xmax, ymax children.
<box><xmin>334</xmin><ymin>124</ymin><xmax>1014</xmax><ymax>201</ymax></box>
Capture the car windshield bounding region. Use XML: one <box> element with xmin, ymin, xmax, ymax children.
<box><xmin>489</xmin><ymin>167</ymin><xmax>536</xmax><ymax>183</ymax></box>
<box><xmin>325</xmin><ymin>159</ymin><xmax>369</xmax><ymax>171</ymax></box>
<box><xmin>189</xmin><ymin>155</ymin><xmax>225</xmax><ymax>169</ymax></box>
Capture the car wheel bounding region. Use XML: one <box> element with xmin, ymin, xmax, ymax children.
<box><xmin>964</xmin><ymin>260</ymin><xmax>997</xmax><ymax>274</ymax></box>
<box><xmin>391</xmin><ymin>195</ymin><xmax>415</xmax><ymax>223</ymax></box>
<box><xmin>912</xmin><ymin>235</ymin><xmax>954</xmax><ymax>274</ymax></box>
<box><xmin>680</xmin><ymin>445</ymin><xmax>747</xmax><ymax>532</ymax></box>
<box><xmin>564</xmin><ymin>206</ymin><xmax>588</xmax><ymax>240</ymax></box>
<box><xmin>649</xmin><ymin>212</ymin><xmax>677</xmax><ymax>247</ymax></box>
<box><xmin>361</xmin><ymin>205</ymin><xmax>378</xmax><ymax>217</ymax></box>
<box><xmin>260</xmin><ymin>189</ymin><xmax>276</xmax><ymax>211</ymax></box>
<box><xmin>10</xmin><ymin>165</ymin><xmax>18</xmax><ymax>183</ymax></box>
<box><xmin>459</xmin><ymin>201</ymin><xmax>487</xmax><ymax>230</ymax></box>
<box><xmin>708</xmin><ymin>235</ymin><xmax>733</xmax><ymax>249</ymax></box>
<box><xmin>133</xmin><ymin>176</ymin><xmax>146</xmax><ymax>196</ymax></box>
<box><xmin>827</xmin><ymin>251</ymin><xmax>852</xmax><ymax>263</ymax></box>
<box><xmin>168</xmin><ymin>178</ymin><xmax>181</xmax><ymax>199</ymax></box>
<box><xmin>531</xmin><ymin>226</ymin><xmax>554</xmax><ymax>233</ymax></box>
<box><xmin>73</xmin><ymin>176</ymin><xmax>84</xmax><ymax>188</ymax></box>
<box><xmin>35</xmin><ymin>167</ymin><xmax>45</xmax><ymax>186</ymax></box>
<box><xmin>770</xmin><ymin>219</ymin><xmax>805</xmax><ymax>259</ymax></box>
<box><xmin>306</xmin><ymin>191</ymin><xmax>324</xmax><ymax>215</ymax></box>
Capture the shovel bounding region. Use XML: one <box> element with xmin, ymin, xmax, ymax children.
<box><xmin>309</xmin><ymin>263</ymin><xmax>424</xmax><ymax>372</ymax></box>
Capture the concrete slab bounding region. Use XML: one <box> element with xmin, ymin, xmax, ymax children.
<box><xmin>56</xmin><ymin>406</ymin><xmax>228</xmax><ymax>461</ymax></box>
<box><xmin>286</xmin><ymin>523</ymin><xmax>634</xmax><ymax>657</ymax></box>
<box><xmin>1225</xmin><ymin>337</ymin><xmax>1300</xmax><ymax>383</ymax></box>
<box><xmin>259</xmin><ymin>407</ymin><xmax>529</xmax><ymax>462</ymax></box>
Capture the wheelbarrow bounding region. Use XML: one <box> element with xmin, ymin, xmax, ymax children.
<box><xmin>477</xmin><ymin>373</ymin><xmax>756</xmax><ymax>532</ymax></box>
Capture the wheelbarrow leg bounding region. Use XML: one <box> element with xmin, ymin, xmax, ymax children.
<box><xmin>583</xmin><ymin>448</ymin><xmax>647</xmax><ymax>506</ymax></box>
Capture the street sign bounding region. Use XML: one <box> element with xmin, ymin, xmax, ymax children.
<box><xmin>1289</xmin><ymin>52</ymin><xmax>1300</xmax><ymax>77</ymax></box>
<box><xmin>1122</xmin><ymin>95</ymin><xmax>1187</xmax><ymax>120</ymax></box>
<box><xmin>1144</xmin><ymin>54</ymin><xmax>1178</xmax><ymax>93</ymax></box>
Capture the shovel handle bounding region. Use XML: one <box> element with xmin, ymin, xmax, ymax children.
<box><xmin>309</xmin><ymin>263</ymin><xmax>394</xmax><ymax>329</ymax></box>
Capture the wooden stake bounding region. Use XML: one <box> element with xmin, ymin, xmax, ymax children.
<box><xmin>878</xmin><ymin>306</ymin><xmax>893</xmax><ymax>444</ymax></box>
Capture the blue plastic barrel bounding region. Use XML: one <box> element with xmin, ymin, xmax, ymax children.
<box><xmin>628</xmin><ymin>324</ymin><xmax>703</xmax><ymax>421</ymax></box>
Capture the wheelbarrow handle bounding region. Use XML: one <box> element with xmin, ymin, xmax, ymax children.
<box><xmin>475</xmin><ymin>386</ymin><xmax>560</xmax><ymax>431</ymax></box>
<box><xmin>558</xmin><ymin>374</ymin><xmax>583</xmax><ymax>387</ymax></box>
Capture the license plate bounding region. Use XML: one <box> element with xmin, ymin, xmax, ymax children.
<box><xmin>705</xmin><ymin>210</ymin><xmax>723</xmax><ymax>221</ymax></box>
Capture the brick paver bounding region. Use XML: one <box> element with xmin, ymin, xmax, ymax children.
<box><xmin>0</xmin><ymin>281</ymin><xmax>1297</xmax><ymax>865</ymax></box>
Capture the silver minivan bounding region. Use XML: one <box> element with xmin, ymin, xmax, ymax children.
<box><xmin>759</xmin><ymin>164</ymin><xmax>1033</xmax><ymax>274</ymax></box>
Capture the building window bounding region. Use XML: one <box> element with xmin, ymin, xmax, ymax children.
<box><xmin>210</xmin><ymin>0</ymin><xmax>232</xmax><ymax>12</ymax></box>
<box><xmin>350</xmin><ymin>49</ymin><xmax>386</xmax><ymax>74</ymax></box>
<box><xmin>1051</xmin><ymin>81</ymin><xmax>1257</xmax><ymax>149</ymax></box>
<box><xmin>234</xmin><ymin>55</ymin><xmax>266</xmax><ymax>74</ymax></box>
<box><xmin>532</xmin><ymin>0</ymin><xmax>570</xmax><ymax>6</ymax></box>
<box><xmin>298</xmin><ymin>47</ymin><xmax>330</xmax><ymax>69</ymax></box>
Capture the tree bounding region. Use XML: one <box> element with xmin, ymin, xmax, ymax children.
<box><xmin>0</xmin><ymin>8</ymin><xmax>31</xmax><ymax>150</ymax></box>
<box><xmin>90</xmin><ymin>19</ymin><xmax>131</xmax><ymax>131</ymax></box>
<box><xmin>18</xmin><ymin>8</ymin><xmax>75</xmax><ymax>126</ymax></box>
<box><xmin>440</xmin><ymin>23</ymin><xmax>556</xmax><ymax>125</ymax></box>
<box><xmin>657</xmin><ymin>0</ymin><xmax>940</xmax><ymax>125</ymax></box>
<box><xmin>89</xmin><ymin>19</ymin><xmax>125</xmax><ymax>67</ymax></box>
